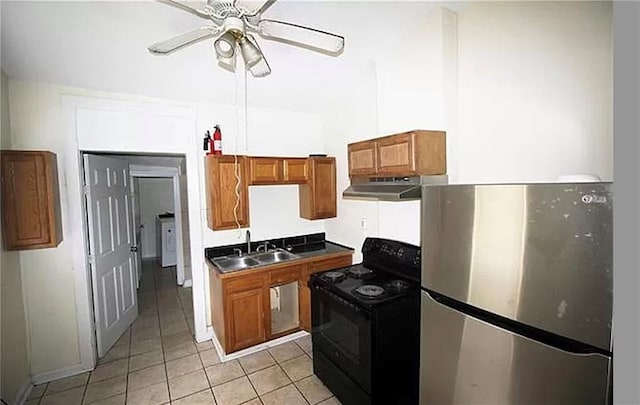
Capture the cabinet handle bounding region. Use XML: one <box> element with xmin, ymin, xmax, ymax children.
<box><xmin>9</xmin><ymin>162</ymin><xmax>16</xmax><ymax>193</ymax></box>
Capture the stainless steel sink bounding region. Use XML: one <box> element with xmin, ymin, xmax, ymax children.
<box><xmin>210</xmin><ymin>248</ymin><xmax>301</xmax><ymax>273</ymax></box>
<box><xmin>252</xmin><ymin>249</ymin><xmax>299</xmax><ymax>264</ymax></box>
<box><xmin>212</xmin><ymin>256</ymin><xmax>260</xmax><ymax>272</ymax></box>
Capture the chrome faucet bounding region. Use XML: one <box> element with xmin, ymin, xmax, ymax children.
<box><xmin>246</xmin><ymin>230</ymin><xmax>251</xmax><ymax>254</ymax></box>
<box><xmin>257</xmin><ymin>242</ymin><xmax>277</xmax><ymax>253</ymax></box>
<box><xmin>233</xmin><ymin>248</ymin><xmax>243</xmax><ymax>257</ymax></box>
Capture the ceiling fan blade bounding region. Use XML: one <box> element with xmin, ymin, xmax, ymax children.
<box><xmin>257</xmin><ymin>19</ymin><xmax>344</xmax><ymax>54</ymax></box>
<box><xmin>149</xmin><ymin>27</ymin><xmax>220</xmax><ymax>55</ymax></box>
<box><xmin>158</xmin><ymin>0</ymin><xmax>210</xmax><ymax>19</ymax></box>
<box><xmin>245</xmin><ymin>34</ymin><xmax>271</xmax><ymax>77</ymax></box>
<box><xmin>234</xmin><ymin>0</ymin><xmax>275</xmax><ymax>16</ymax></box>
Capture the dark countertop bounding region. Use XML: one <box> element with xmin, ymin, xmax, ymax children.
<box><xmin>288</xmin><ymin>240</ymin><xmax>354</xmax><ymax>258</ymax></box>
<box><xmin>204</xmin><ymin>232</ymin><xmax>354</xmax><ymax>274</ymax></box>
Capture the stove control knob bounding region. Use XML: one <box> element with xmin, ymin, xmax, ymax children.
<box><xmin>396</xmin><ymin>248</ymin><xmax>405</xmax><ymax>259</ymax></box>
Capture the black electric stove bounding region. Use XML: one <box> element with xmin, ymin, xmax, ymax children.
<box><xmin>311</xmin><ymin>263</ymin><xmax>418</xmax><ymax>309</ymax></box>
<box><xmin>310</xmin><ymin>237</ymin><xmax>421</xmax><ymax>405</ymax></box>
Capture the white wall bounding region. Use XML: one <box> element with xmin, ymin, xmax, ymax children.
<box><xmin>138</xmin><ymin>178</ymin><xmax>174</xmax><ymax>259</ymax></box>
<box><xmin>179</xmin><ymin>172</ymin><xmax>191</xmax><ymax>282</ymax></box>
<box><xmin>1</xmin><ymin>71</ymin><xmax>31</xmax><ymax>405</ymax></box>
<box><xmin>324</xmin><ymin>2</ymin><xmax>613</xmax><ymax>254</ymax></box>
<box><xmin>455</xmin><ymin>2</ymin><xmax>613</xmax><ymax>183</ymax></box>
<box><xmin>7</xmin><ymin>80</ymin><xmax>82</xmax><ymax>378</ymax></box>
<box><xmin>5</xmin><ymin>77</ymin><xmax>331</xmax><ymax>377</ymax></box>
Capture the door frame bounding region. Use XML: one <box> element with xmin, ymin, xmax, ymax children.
<box><xmin>63</xmin><ymin>95</ymin><xmax>207</xmax><ymax>376</ymax></box>
<box><xmin>129</xmin><ymin>165</ymin><xmax>187</xmax><ymax>286</ymax></box>
<box><xmin>79</xmin><ymin>159</ymin><xmax>189</xmax><ymax>364</ymax></box>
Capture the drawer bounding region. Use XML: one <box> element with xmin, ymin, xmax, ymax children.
<box><xmin>270</xmin><ymin>264</ymin><xmax>301</xmax><ymax>286</ymax></box>
<box><xmin>308</xmin><ymin>255</ymin><xmax>353</xmax><ymax>274</ymax></box>
<box><xmin>226</xmin><ymin>274</ymin><xmax>267</xmax><ymax>293</ymax></box>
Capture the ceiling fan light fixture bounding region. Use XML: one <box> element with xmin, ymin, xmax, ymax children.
<box><xmin>214</xmin><ymin>31</ymin><xmax>237</xmax><ymax>58</ymax></box>
<box><xmin>238</xmin><ymin>36</ymin><xmax>263</xmax><ymax>67</ymax></box>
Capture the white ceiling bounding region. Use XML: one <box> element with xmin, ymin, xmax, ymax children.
<box><xmin>0</xmin><ymin>1</ymin><xmax>449</xmax><ymax>113</ymax></box>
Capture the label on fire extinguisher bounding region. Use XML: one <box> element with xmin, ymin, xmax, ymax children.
<box><xmin>213</xmin><ymin>140</ymin><xmax>222</xmax><ymax>154</ymax></box>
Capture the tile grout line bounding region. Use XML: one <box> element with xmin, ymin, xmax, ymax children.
<box><xmin>154</xmin><ymin>264</ymin><xmax>172</xmax><ymax>404</ymax></box>
<box><xmin>275</xmin><ymin>360</ymin><xmax>312</xmax><ymax>405</ymax></box>
<box><xmin>123</xmin><ymin>312</ymin><xmax>133</xmax><ymax>405</ymax></box>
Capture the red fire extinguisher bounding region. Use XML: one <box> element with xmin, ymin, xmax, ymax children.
<box><xmin>203</xmin><ymin>125</ymin><xmax>223</xmax><ymax>155</ymax></box>
<box><xmin>212</xmin><ymin>125</ymin><xmax>222</xmax><ymax>155</ymax></box>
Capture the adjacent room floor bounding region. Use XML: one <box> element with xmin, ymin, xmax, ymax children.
<box><xmin>25</xmin><ymin>261</ymin><xmax>341</xmax><ymax>405</ymax></box>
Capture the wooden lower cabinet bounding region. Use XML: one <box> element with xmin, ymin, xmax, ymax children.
<box><xmin>209</xmin><ymin>253</ymin><xmax>353</xmax><ymax>353</ymax></box>
<box><xmin>224</xmin><ymin>274</ymin><xmax>269</xmax><ymax>353</ymax></box>
<box><xmin>227</xmin><ymin>286</ymin><xmax>267</xmax><ymax>352</ymax></box>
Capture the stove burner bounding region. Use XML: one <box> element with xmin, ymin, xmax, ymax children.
<box><xmin>320</xmin><ymin>271</ymin><xmax>346</xmax><ymax>283</ymax></box>
<box><xmin>386</xmin><ymin>279</ymin><xmax>410</xmax><ymax>292</ymax></box>
<box><xmin>354</xmin><ymin>284</ymin><xmax>386</xmax><ymax>298</ymax></box>
<box><xmin>348</xmin><ymin>267</ymin><xmax>374</xmax><ymax>279</ymax></box>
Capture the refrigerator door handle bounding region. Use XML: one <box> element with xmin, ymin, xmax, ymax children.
<box><xmin>425</xmin><ymin>289</ymin><xmax>612</xmax><ymax>358</ymax></box>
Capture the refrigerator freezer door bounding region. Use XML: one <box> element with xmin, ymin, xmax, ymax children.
<box><xmin>420</xmin><ymin>291</ymin><xmax>612</xmax><ymax>404</ymax></box>
<box><xmin>421</xmin><ymin>183</ymin><xmax>612</xmax><ymax>351</ymax></box>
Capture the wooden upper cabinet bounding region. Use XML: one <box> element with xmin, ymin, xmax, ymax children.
<box><xmin>299</xmin><ymin>157</ymin><xmax>337</xmax><ymax>220</ymax></box>
<box><xmin>248</xmin><ymin>157</ymin><xmax>308</xmax><ymax>185</ymax></box>
<box><xmin>282</xmin><ymin>158</ymin><xmax>308</xmax><ymax>184</ymax></box>
<box><xmin>1</xmin><ymin>150</ymin><xmax>63</xmax><ymax>250</ymax></box>
<box><xmin>205</xmin><ymin>155</ymin><xmax>249</xmax><ymax>230</ymax></box>
<box><xmin>248</xmin><ymin>157</ymin><xmax>282</xmax><ymax>185</ymax></box>
<box><xmin>348</xmin><ymin>130</ymin><xmax>446</xmax><ymax>177</ymax></box>
<box><xmin>348</xmin><ymin>141</ymin><xmax>377</xmax><ymax>176</ymax></box>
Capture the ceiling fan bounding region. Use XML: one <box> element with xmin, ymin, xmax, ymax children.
<box><xmin>148</xmin><ymin>0</ymin><xmax>345</xmax><ymax>77</ymax></box>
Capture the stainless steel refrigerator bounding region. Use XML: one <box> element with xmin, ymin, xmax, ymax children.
<box><xmin>420</xmin><ymin>183</ymin><xmax>612</xmax><ymax>404</ymax></box>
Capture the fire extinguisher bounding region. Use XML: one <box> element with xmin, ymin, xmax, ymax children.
<box><xmin>203</xmin><ymin>125</ymin><xmax>223</xmax><ymax>155</ymax></box>
<box><xmin>212</xmin><ymin>125</ymin><xmax>222</xmax><ymax>155</ymax></box>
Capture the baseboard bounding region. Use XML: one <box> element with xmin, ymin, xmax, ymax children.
<box><xmin>208</xmin><ymin>327</ymin><xmax>309</xmax><ymax>363</ymax></box>
<box><xmin>32</xmin><ymin>364</ymin><xmax>89</xmax><ymax>385</ymax></box>
<box><xmin>14</xmin><ymin>376</ymin><xmax>33</xmax><ymax>405</ymax></box>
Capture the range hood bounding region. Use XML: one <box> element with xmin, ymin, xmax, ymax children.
<box><xmin>343</xmin><ymin>175</ymin><xmax>448</xmax><ymax>201</ymax></box>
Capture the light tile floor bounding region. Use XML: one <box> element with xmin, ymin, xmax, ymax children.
<box><xmin>26</xmin><ymin>261</ymin><xmax>341</xmax><ymax>405</ymax></box>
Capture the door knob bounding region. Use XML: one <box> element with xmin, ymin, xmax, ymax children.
<box><xmin>131</xmin><ymin>246</ymin><xmax>138</xmax><ymax>252</ymax></box>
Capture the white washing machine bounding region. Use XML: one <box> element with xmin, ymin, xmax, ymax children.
<box><xmin>156</xmin><ymin>216</ymin><xmax>177</xmax><ymax>267</ymax></box>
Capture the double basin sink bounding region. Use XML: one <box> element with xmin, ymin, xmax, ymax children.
<box><xmin>211</xmin><ymin>248</ymin><xmax>301</xmax><ymax>273</ymax></box>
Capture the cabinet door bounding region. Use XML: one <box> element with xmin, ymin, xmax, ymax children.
<box><xmin>226</xmin><ymin>274</ymin><xmax>268</xmax><ymax>352</ymax></box>
<box><xmin>248</xmin><ymin>157</ymin><xmax>283</xmax><ymax>185</ymax></box>
<box><xmin>1</xmin><ymin>150</ymin><xmax>62</xmax><ymax>250</ymax></box>
<box><xmin>228</xmin><ymin>288</ymin><xmax>266</xmax><ymax>352</ymax></box>
<box><xmin>348</xmin><ymin>141</ymin><xmax>377</xmax><ymax>177</ymax></box>
<box><xmin>299</xmin><ymin>278</ymin><xmax>312</xmax><ymax>332</ymax></box>
<box><xmin>376</xmin><ymin>133</ymin><xmax>416</xmax><ymax>175</ymax></box>
<box><xmin>205</xmin><ymin>155</ymin><xmax>249</xmax><ymax>230</ymax></box>
<box><xmin>299</xmin><ymin>157</ymin><xmax>336</xmax><ymax>220</ymax></box>
<box><xmin>282</xmin><ymin>158</ymin><xmax>308</xmax><ymax>184</ymax></box>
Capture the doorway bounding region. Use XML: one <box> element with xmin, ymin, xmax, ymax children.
<box><xmin>82</xmin><ymin>151</ymin><xmax>192</xmax><ymax>359</ymax></box>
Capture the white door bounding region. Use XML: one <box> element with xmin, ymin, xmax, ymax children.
<box><xmin>84</xmin><ymin>154</ymin><xmax>138</xmax><ymax>357</ymax></box>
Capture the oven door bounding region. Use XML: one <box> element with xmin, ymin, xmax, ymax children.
<box><xmin>311</xmin><ymin>286</ymin><xmax>372</xmax><ymax>393</ymax></box>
